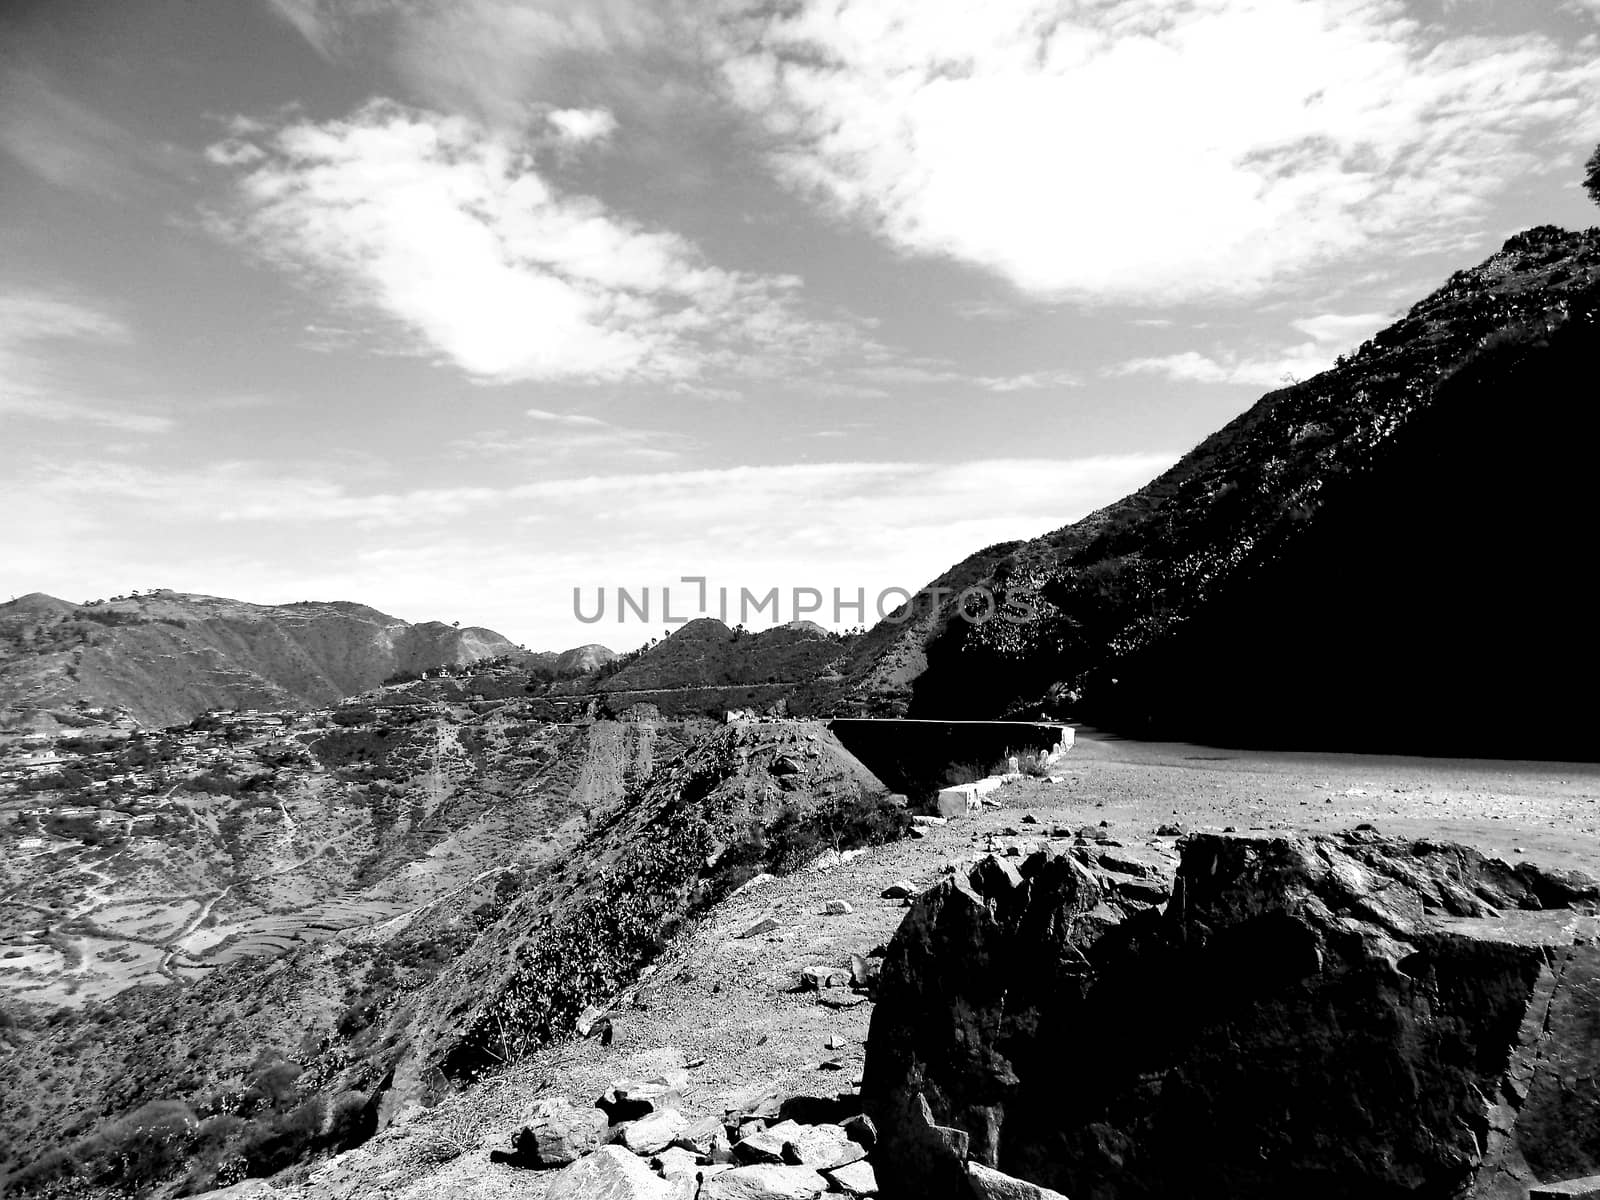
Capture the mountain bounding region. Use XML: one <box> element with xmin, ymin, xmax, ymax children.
<box><xmin>837</xmin><ymin>225</ymin><xmax>1600</xmax><ymax>759</ymax></box>
<box><xmin>594</xmin><ymin>618</ymin><xmax>854</xmax><ymax>697</ymax></box>
<box><xmin>554</xmin><ymin>643</ymin><xmax>616</xmax><ymax>675</ymax></box>
<box><xmin>0</xmin><ymin>590</ymin><xmax>521</xmax><ymax>728</ymax></box>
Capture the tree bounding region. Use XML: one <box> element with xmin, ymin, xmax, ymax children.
<box><xmin>1587</xmin><ymin>142</ymin><xmax>1600</xmax><ymax>209</ymax></box>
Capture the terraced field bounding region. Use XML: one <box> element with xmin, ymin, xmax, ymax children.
<box><xmin>0</xmin><ymin>709</ymin><xmax>663</xmax><ymax>1009</ymax></box>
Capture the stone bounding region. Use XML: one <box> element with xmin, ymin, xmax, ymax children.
<box><xmin>849</xmin><ymin>953</ymin><xmax>880</xmax><ymax>989</ymax></box>
<box><xmin>598</xmin><ymin>1070</ymin><xmax>689</xmax><ymax>1122</ymax></box>
<box><xmin>1155</xmin><ymin>822</ymin><xmax>1185</xmax><ymax>836</ymax></box>
<box><xmin>738</xmin><ymin>917</ymin><xmax>780</xmax><ymax>939</ymax></box>
<box><xmin>488</xmin><ymin>1096</ymin><xmax>608</xmax><ymax>1168</ymax></box>
<box><xmin>699</xmin><ymin>1163</ymin><xmax>829</xmax><ymax>1199</ymax></box>
<box><xmin>968</xmin><ymin>854</ymin><xmax>1024</xmax><ymax>897</ymax></box>
<box><xmin>882</xmin><ymin>880</ymin><xmax>917</xmax><ymax>899</ymax></box>
<box><xmin>777</xmin><ymin>1121</ymin><xmax>864</xmax><ymax>1169</ymax></box>
<box><xmin>726</xmin><ymin>1081</ymin><xmax>785</xmax><ymax>1122</ymax></box>
<box><xmin>735</xmin><ymin>1122</ymin><xmax>797</xmax><ymax>1164</ymax></box>
<box><xmin>910</xmin><ymin>815</ymin><xmax>948</xmax><ymax>828</ymax></box>
<box><xmin>840</xmin><ymin>1113</ymin><xmax>878</xmax><ymax>1149</ymax></box>
<box><xmin>1531</xmin><ymin>1178</ymin><xmax>1600</xmax><ymax>1197</ymax></box>
<box><xmin>863</xmin><ymin>830</ymin><xmax>1600</xmax><ymax>1200</ymax></box>
<box><xmin>673</xmin><ymin>1115</ymin><xmax>735</xmax><ymax>1163</ymax></box>
<box><xmin>817</xmin><ymin>988</ymin><xmax>868</xmax><ymax>1008</ymax></box>
<box><xmin>577</xmin><ymin>1004</ymin><xmax>610</xmax><ymax>1036</ymax></box>
<box><xmin>966</xmin><ymin>1162</ymin><xmax>1071</xmax><ymax>1200</ymax></box>
<box><xmin>935</xmin><ymin>787</ymin><xmax>980</xmax><ymax>819</ymax></box>
<box><xmin>824</xmin><ymin>900</ymin><xmax>854</xmax><ymax>915</ymax></box>
<box><xmin>546</xmin><ymin>1145</ymin><xmax>672</xmax><ymax>1200</ymax></box>
<box><xmin>622</xmin><ymin>1107</ymin><xmax>690</xmax><ymax>1155</ymax></box>
<box><xmin>800</xmin><ymin>965</ymin><xmax>851</xmax><ymax>990</ymax></box>
<box><xmin>825</xmin><ymin>1159</ymin><xmax>879</xmax><ymax>1195</ymax></box>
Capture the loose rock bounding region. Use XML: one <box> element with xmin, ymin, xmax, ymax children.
<box><xmin>546</xmin><ymin>1145</ymin><xmax>671</xmax><ymax>1200</ymax></box>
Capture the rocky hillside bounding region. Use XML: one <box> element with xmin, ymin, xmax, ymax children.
<box><xmin>0</xmin><ymin>715</ymin><xmax>903</xmax><ymax>1196</ymax></box>
<box><xmin>0</xmin><ymin>591</ymin><xmax>521</xmax><ymax>728</ymax></box>
<box><xmin>837</xmin><ymin>225</ymin><xmax>1600</xmax><ymax>759</ymax></box>
<box><xmin>595</xmin><ymin>619</ymin><xmax>854</xmax><ymax>696</ymax></box>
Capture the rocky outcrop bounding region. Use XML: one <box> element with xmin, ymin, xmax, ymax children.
<box><xmin>863</xmin><ymin>832</ymin><xmax>1600</xmax><ymax>1200</ymax></box>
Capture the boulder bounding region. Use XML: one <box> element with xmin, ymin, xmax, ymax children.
<box><xmin>735</xmin><ymin>1120</ymin><xmax>800</xmax><ymax>1164</ymax></box>
<box><xmin>674</xmin><ymin>1114</ymin><xmax>735</xmax><ymax>1162</ymax></box>
<box><xmin>800</xmin><ymin>966</ymin><xmax>851</xmax><ymax>991</ymax></box>
<box><xmin>700</xmin><ymin>1162</ymin><xmax>828</xmax><ymax>1199</ymax></box>
<box><xmin>881</xmin><ymin>881</ymin><xmax>916</xmax><ymax>899</ymax></box>
<box><xmin>490</xmin><ymin>1096</ymin><xmax>608</xmax><ymax>1167</ymax></box>
<box><xmin>778</xmin><ymin>1121</ymin><xmax>866</xmax><ymax>1169</ymax></box>
<box><xmin>825</xmin><ymin>1159</ymin><xmax>879</xmax><ymax>1195</ymax></box>
<box><xmin>546</xmin><ymin>1145</ymin><xmax>671</xmax><ymax>1200</ymax></box>
<box><xmin>621</xmin><ymin>1107</ymin><xmax>690</xmax><ymax>1155</ymax></box>
<box><xmin>1531</xmin><ymin>1178</ymin><xmax>1600</xmax><ymax>1198</ymax></box>
<box><xmin>863</xmin><ymin>831</ymin><xmax>1600</xmax><ymax>1200</ymax></box>
<box><xmin>966</xmin><ymin>1161</ymin><xmax>1070</xmax><ymax>1200</ymax></box>
<box><xmin>825</xmin><ymin>900</ymin><xmax>854</xmax><ymax>915</ymax></box>
<box><xmin>840</xmin><ymin>1112</ymin><xmax>878</xmax><ymax>1149</ymax></box>
<box><xmin>598</xmin><ymin>1069</ymin><xmax>689</xmax><ymax>1122</ymax></box>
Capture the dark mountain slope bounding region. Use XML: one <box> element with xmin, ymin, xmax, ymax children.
<box><xmin>852</xmin><ymin>225</ymin><xmax>1600</xmax><ymax>758</ymax></box>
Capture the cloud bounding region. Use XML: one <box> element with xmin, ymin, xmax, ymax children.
<box><xmin>715</xmin><ymin>0</ymin><xmax>1600</xmax><ymax>304</ymax></box>
<box><xmin>0</xmin><ymin>67</ymin><xmax>188</xmax><ymax>198</ymax></box>
<box><xmin>848</xmin><ymin>362</ymin><xmax>1080</xmax><ymax>393</ymax></box>
<box><xmin>453</xmin><ymin>409</ymin><xmax>691</xmax><ymax>462</ymax></box>
<box><xmin>1110</xmin><ymin>345</ymin><xmax>1336</xmax><ymax>389</ymax></box>
<box><xmin>547</xmin><ymin>107</ymin><xmax>618</xmax><ymax>144</ymax></box>
<box><xmin>209</xmin><ymin>100</ymin><xmax>871</xmax><ymax>385</ymax></box>
<box><xmin>525</xmin><ymin>407</ymin><xmax>609</xmax><ymax>427</ymax></box>
<box><xmin>1110</xmin><ymin>307</ymin><xmax>1402</xmax><ymax>387</ymax></box>
<box><xmin>1291</xmin><ymin>311</ymin><xmax>1393</xmax><ymax>349</ymax></box>
<box><xmin>9</xmin><ymin>450</ymin><xmax>1176</xmax><ymax>645</ymax></box>
<box><xmin>261</xmin><ymin>0</ymin><xmax>670</xmax><ymax>129</ymax></box>
<box><xmin>0</xmin><ymin>292</ymin><xmax>172</xmax><ymax>433</ymax></box>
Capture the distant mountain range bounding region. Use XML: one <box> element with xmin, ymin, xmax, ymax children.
<box><xmin>0</xmin><ymin>591</ymin><xmax>589</xmax><ymax>729</ymax></box>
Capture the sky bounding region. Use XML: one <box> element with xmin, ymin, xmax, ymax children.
<box><xmin>2</xmin><ymin>0</ymin><xmax>1597</xmax><ymax>651</ymax></box>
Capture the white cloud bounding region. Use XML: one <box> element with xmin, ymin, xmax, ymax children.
<box><xmin>1110</xmin><ymin>346</ymin><xmax>1335</xmax><ymax>388</ymax></box>
<box><xmin>848</xmin><ymin>361</ymin><xmax>1080</xmax><ymax>392</ymax></box>
<box><xmin>261</xmin><ymin>0</ymin><xmax>667</xmax><ymax>129</ymax></box>
<box><xmin>0</xmin><ymin>69</ymin><xmax>190</xmax><ymax>198</ymax></box>
<box><xmin>1110</xmin><ymin>307</ymin><xmax>1397</xmax><ymax>386</ymax></box>
<box><xmin>546</xmin><ymin>107</ymin><xmax>618</xmax><ymax>144</ymax></box>
<box><xmin>525</xmin><ymin>407</ymin><xmax>609</xmax><ymax>427</ymax></box>
<box><xmin>1291</xmin><ymin>311</ymin><xmax>1393</xmax><ymax>349</ymax></box>
<box><xmin>12</xmin><ymin>453</ymin><xmax>1176</xmax><ymax>649</ymax></box>
<box><xmin>0</xmin><ymin>292</ymin><xmax>172</xmax><ymax>433</ymax></box>
<box><xmin>210</xmin><ymin>100</ymin><xmax>870</xmax><ymax>385</ymax></box>
<box><xmin>716</xmin><ymin>0</ymin><xmax>1600</xmax><ymax>304</ymax></box>
<box><xmin>453</xmin><ymin>408</ymin><xmax>690</xmax><ymax>462</ymax></box>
